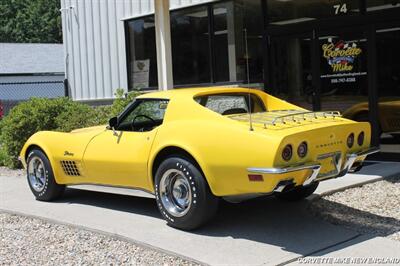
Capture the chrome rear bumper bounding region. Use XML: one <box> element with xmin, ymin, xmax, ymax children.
<box><xmin>247</xmin><ymin>147</ymin><xmax>380</xmax><ymax>189</ymax></box>
<box><xmin>248</xmin><ymin>163</ymin><xmax>322</xmax><ymax>186</ymax></box>
<box><xmin>340</xmin><ymin>147</ymin><xmax>380</xmax><ymax>176</ymax></box>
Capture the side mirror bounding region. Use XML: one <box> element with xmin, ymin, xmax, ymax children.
<box><xmin>108</xmin><ymin>117</ymin><xmax>118</xmax><ymax>129</ymax></box>
<box><xmin>108</xmin><ymin>117</ymin><xmax>119</xmax><ymax>136</ymax></box>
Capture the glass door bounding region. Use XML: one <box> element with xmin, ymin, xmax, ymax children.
<box><xmin>376</xmin><ymin>21</ymin><xmax>400</xmax><ymax>153</ymax></box>
<box><xmin>268</xmin><ymin>32</ymin><xmax>315</xmax><ymax>110</ymax></box>
<box><xmin>317</xmin><ymin>28</ymin><xmax>369</xmax><ymax>115</ymax></box>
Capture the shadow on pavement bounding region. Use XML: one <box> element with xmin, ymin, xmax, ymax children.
<box><xmin>356</xmin><ymin>160</ymin><xmax>400</xmax><ymax>181</ymax></box>
<box><xmin>59</xmin><ymin>188</ymin><xmax>160</xmax><ymax>219</ymax></box>
<box><xmin>195</xmin><ymin>196</ymin><xmax>400</xmax><ymax>256</ymax></box>
<box><xmin>369</xmin><ymin>152</ymin><xmax>400</xmax><ymax>162</ymax></box>
<box><xmin>309</xmin><ymin>198</ymin><xmax>400</xmax><ymax>239</ymax></box>
<box><xmin>54</xmin><ymin>186</ymin><xmax>400</xmax><ymax>258</ymax></box>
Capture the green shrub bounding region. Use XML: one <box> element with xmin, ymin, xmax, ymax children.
<box><xmin>0</xmin><ymin>89</ymin><xmax>141</xmax><ymax>169</ymax></box>
<box><xmin>93</xmin><ymin>105</ymin><xmax>112</xmax><ymax>125</ymax></box>
<box><xmin>0</xmin><ymin>120</ymin><xmax>7</xmax><ymax>166</ymax></box>
<box><xmin>0</xmin><ymin>144</ymin><xmax>8</xmax><ymax>167</ymax></box>
<box><xmin>110</xmin><ymin>88</ymin><xmax>141</xmax><ymax>117</ymax></box>
<box><xmin>0</xmin><ymin>97</ymin><xmax>101</xmax><ymax>168</ymax></box>
<box><xmin>55</xmin><ymin>102</ymin><xmax>98</xmax><ymax>132</ymax></box>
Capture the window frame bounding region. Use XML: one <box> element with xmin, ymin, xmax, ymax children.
<box><xmin>124</xmin><ymin>16</ymin><xmax>159</xmax><ymax>92</ymax></box>
<box><xmin>124</xmin><ymin>0</ymin><xmax>265</xmax><ymax>91</ymax></box>
<box><xmin>115</xmin><ymin>98</ymin><xmax>169</xmax><ymax>132</ymax></box>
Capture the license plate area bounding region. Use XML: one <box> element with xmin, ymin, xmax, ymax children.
<box><xmin>317</xmin><ymin>152</ymin><xmax>342</xmax><ymax>179</ymax></box>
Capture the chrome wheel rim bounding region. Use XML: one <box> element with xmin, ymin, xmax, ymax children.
<box><xmin>160</xmin><ymin>169</ymin><xmax>192</xmax><ymax>217</ymax></box>
<box><xmin>28</xmin><ymin>157</ymin><xmax>46</xmax><ymax>192</ymax></box>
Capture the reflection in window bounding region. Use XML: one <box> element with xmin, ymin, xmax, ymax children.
<box><xmin>171</xmin><ymin>6</ymin><xmax>211</xmax><ymax>85</ymax></box>
<box><xmin>126</xmin><ymin>1</ymin><xmax>264</xmax><ymax>88</ymax></box>
<box><xmin>366</xmin><ymin>0</ymin><xmax>400</xmax><ymax>11</ymax></box>
<box><xmin>170</xmin><ymin>1</ymin><xmax>263</xmax><ymax>86</ymax></box>
<box><xmin>319</xmin><ymin>32</ymin><xmax>368</xmax><ymax>113</ymax></box>
<box><xmin>213</xmin><ymin>3</ymin><xmax>230</xmax><ymax>82</ymax></box>
<box><xmin>377</xmin><ymin>26</ymin><xmax>400</xmax><ymax>144</ymax></box>
<box><xmin>126</xmin><ymin>17</ymin><xmax>158</xmax><ymax>90</ymax></box>
<box><xmin>213</xmin><ymin>0</ymin><xmax>263</xmax><ymax>83</ymax></box>
<box><xmin>268</xmin><ymin>34</ymin><xmax>313</xmax><ymax>110</ymax></box>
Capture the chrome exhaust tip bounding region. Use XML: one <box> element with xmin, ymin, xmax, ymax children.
<box><xmin>273</xmin><ymin>179</ymin><xmax>295</xmax><ymax>193</ymax></box>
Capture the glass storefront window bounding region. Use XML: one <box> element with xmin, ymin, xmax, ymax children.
<box><xmin>126</xmin><ymin>17</ymin><xmax>158</xmax><ymax>90</ymax></box>
<box><xmin>167</xmin><ymin>0</ymin><xmax>263</xmax><ymax>86</ymax></box>
<box><xmin>234</xmin><ymin>0</ymin><xmax>264</xmax><ymax>83</ymax></box>
<box><xmin>126</xmin><ymin>1</ymin><xmax>264</xmax><ymax>89</ymax></box>
<box><xmin>366</xmin><ymin>0</ymin><xmax>400</xmax><ymax>11</ymax></box>
<box><xmin>213</xmin><ymin>3</ymin><xmax>231</xmax><ymax>82</ymax></box>
<box><xmin>171</xmin><ymin>6</ymin><xmax>211</xmax><ymax>85</ymax></box>
<box><xmin>268</xmin><ymin>0</ymin><xmax>361</xmax><ymax>26</ymax></box>
<box><xmin>319</xmin><ymin>30</ymin><xmax>368</xmax><ymax>114</ymax></box>
<box><xmin>376</xmin><ymin>24</ymin><xmax>400</xmax><ymax>149</ymax></box>
<box><xmin>213</xmin><ymin>0</ymin><xmax>263</xmax><ymax>83</ymax></box>
<box><xmin>268</xmin><ymin>33</ymin><xmax>313</xmax><ymax>110</ymax></box>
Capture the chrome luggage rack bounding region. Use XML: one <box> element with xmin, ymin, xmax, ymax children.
<box><xmin>230</xmin><ymin>110</ymin><xmax>341</xmax><ymax>128</ymax></box>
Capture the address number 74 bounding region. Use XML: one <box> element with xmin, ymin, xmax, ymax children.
<box><xmin>334</xmin><ymin>3</ymin><xmax>348</xmax><ymax>14</ymax></box>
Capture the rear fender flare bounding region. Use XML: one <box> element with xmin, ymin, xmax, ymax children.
<box><xmin>148</xmin><ymin>144</ymin><xmax>213</xmax><ymax>194</ymax></box>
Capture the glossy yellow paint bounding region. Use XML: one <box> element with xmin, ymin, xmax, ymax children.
<box><xmin>82</xmin><ymin>129</ymin><xmax>157</xmax><ymax>189</ymax></box>
<box><xmin>20</xmin><ymin>87</ymin><xmax>373</xmax><ymax>197</ymax></box>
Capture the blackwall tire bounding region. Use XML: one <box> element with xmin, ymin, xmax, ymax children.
<box><xmin>275</xmin><ymin>182</ymin><xmax>319</xmax><ymax>201</ymax></box>
<box><xmin>154</xmin><ymin>156</ymin><xmax>219</xmax><ymax>230</ymax></box>
<box><xmin>26</xmin><ymin>149</ymin><xmax>65</xmax><ymax>201</ymax></box>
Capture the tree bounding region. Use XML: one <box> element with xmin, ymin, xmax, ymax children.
<box><xmin>0</xmin><ymin>0</ymin><xmax>62</xmax><ymax>43</ymax></box>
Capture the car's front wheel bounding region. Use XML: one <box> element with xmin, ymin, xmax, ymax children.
<box><xmin>27</xmin><ymin>149</ymin><xmax>65</xmax><ymax>201</ymax></box>
<box><xmin>154</xmin><ymin>156</ymin><xmax>219</xmax><ymax>230</ymax></box>
<box><xmin>275</xmin><ymin>182</ymin><xmax>319</xmax><ymax>201</ymax></box>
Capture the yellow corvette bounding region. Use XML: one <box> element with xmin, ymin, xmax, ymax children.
<box><xmin>20</xmin><ymin>87</ymin><xmax>378</xmax><ymax>230</ymax></box>
<box><xmin>343</xmin><ymin>98</ymin><xmax>400</xmax><ymax>136</ymax></box>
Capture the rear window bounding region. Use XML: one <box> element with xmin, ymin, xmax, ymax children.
<box><xmin>195</xmin><ymin>93</ymin><xmax>266</xmax><ymax>115</ymax></box>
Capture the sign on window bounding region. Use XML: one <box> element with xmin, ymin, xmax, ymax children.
<box><xmin>132</xmin><ymin>59</ymin><xmax>150</xmax><ymax>90</ymax></box>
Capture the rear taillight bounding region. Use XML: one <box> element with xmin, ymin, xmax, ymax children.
<box><xmin>297</xmin><ymin>142</ymin><xmax>308</xmax><ymax>158</ymax></box>
<box><xmin>357</xmin><ymin>131</ymin><xmax>365</xmax><ymax>146</ymax></box>
<box><xmin>282</xmin><ymin>144</ymin><xmax>293</xmax><ymax>161</ymax></box>
<box><xmin>347</xmin><ymin>133</ymin><xmax>355</xmax><ymax>148</ymax></box>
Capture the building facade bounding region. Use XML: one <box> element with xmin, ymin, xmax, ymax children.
<box><xmin>0</xmin><ymin>43</ymin><xmax>65</xmax><ymax>114</ymax></box>
<box><xmin>61</xmin><ymin>0</ymin><xmax>400</xmax><ymax>146</ymax></box>
<box><xmin>60</xmin><ymin>0</ymin><xmax>217</xmax><ymax>101</ymax></box>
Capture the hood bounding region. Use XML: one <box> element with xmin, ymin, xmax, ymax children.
<box><xmin>70</xmin><ymin>125</ymin><xmax>107</xmax><ymax>134</ymax></box>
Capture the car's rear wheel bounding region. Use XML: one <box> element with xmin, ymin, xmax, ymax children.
<box><xmin>154</xmin><ymin>156</ymin><xmax>219</xmax><ymax>230</ymax></box>
<box><xmin>275</xmin><ymin>182</ymin><xmax>319</xmax><ymax>201</ymax></box>
<box><xmin>27</xmin><ymin>149</ymin><xmax>65</xmax><ymax>201</ymax></box>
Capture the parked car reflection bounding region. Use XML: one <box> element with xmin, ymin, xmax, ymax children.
<box><xmin>343</xmin><ymin>98</ymin><xmax>400</xmax><ymax>139</ymax></box>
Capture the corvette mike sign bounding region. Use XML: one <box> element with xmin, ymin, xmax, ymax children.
<box><xmin>320</xmin><ymin>38</ymin><xmax>367</xmax><ymax>87</ymax></box>
<box><xmin>322</xmin><ymin>40</ymin><xmax>362</xmax><ymax>73</ymax></box>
